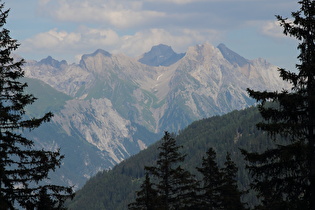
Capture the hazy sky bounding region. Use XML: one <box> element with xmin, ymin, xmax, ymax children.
<box><xmin>6</xmin><ymin>0</ymin><xmax>300</xmax><ymax>70</ymax></box>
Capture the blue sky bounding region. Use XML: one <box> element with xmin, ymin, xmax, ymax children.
<box><xmin>6</xmin><ymin>0</ymin><xmax>299</xmax><ymax>70</ymax></box>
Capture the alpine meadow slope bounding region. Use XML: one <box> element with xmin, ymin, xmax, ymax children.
<box><xmin>21</xmin><ymin>43</ymin><xmax>289</xmax><ymax>189</ymax></box>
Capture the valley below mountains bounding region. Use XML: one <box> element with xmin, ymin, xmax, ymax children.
<box><xmin>21</xmin><ymin>42</ymin><xmax>289</xmax><ymax>189</ymax></box>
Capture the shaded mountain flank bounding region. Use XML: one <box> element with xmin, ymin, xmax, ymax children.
<box><xmin>22</xmin><ymin>43</ymin><xmax>290</xmax><ymax>189</ymax></box>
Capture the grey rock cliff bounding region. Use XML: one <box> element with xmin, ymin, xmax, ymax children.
<box><xmin>22</xmin><ymin>43</ymin><xmax>290</xmax><ymax>188</ymax></box>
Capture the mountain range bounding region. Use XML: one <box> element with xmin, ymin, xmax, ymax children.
<box><xmin>21</xmin><ymin>42</ymin><xmax>290</xmax><ymax>189</ymax></box>
<box><xmin>67</xmin><ymin>105</ymin><xmax>272</xmax><ymax>209</ymax></box>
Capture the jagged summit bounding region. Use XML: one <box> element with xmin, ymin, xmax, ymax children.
<box><xmin>38</xmin><ymin>56</ymin><xmax>67</xmax><ymax>68</ymax></box>
<box><xmin>79</xmin><ymin>49</ymin><xmax>112</xmax><ymax>69</ymax></box>
<box><xmin>184</xmin><ymin>42</ymin><xmax>222</xmax><ymax>61</ymax></box>
<box><xmin>217</xmin><ymin>43</ymin><xmax>249</xmax><ymax>67</ymax></box>
<box><xmin>22</xmin><ymin>42</ymin><xmax>289</xmax><ymax>188</ymax></box>
<box><xmin>81</xmin><ymin>49</ymin><xmax>111</xmax><ymax>61</ymax></box>
<box><xmin>138</xmin><ymin>44</ymin><xmax>185</xmax><ymax>67</ymax></box>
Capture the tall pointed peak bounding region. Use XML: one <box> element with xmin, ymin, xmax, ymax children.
<box><xmin>217</xmin><ymin>43</ymin><xmax>249</xmax><ymax>66</ymax></box>
<box><xmin>138</xmin><ymin>44</ymin><xmax>185</xmax><ymax>67</ymax></box>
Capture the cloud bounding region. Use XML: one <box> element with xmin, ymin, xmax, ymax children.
<box><xmin>23</xmin><ymin>29</ymin><xmax>80</xmax><ymax>50</ymax></box>
<box><xmin>38</xmin><ymin>0</ymin><xmax>51</xmax><ymax>5</ymax></box>
<box><xmin>261</xmin><ymin>20</ymin><xmax>285</xmax><ymax>38</ymax></box>
<box><xmin>118</xmin><ymin>28</ymin><xmax>221</xmax><ymax>56</ymax></box>
<box><xmin>144</xmin><ymin>0</ymin><xmax>260</xmax><ymax>3</ymax></box>
<box><xmin>36</xmin><ymin>0</ymin><xmax>296</xmax><ymax>32</ymax></box>
<box><xmin>14</xmin><ymin>0</ymin><xmax>297</xmax><ymax>67</ymax></box>
<box><xmin>39</xmin><ymin>0</ymin><xmax>166</xmax><ymax>28</ymax></box>
<box><xmin>21</xmin><ymin>27</ymin><xmax>120</xmax><ymax>55</ymax></box>
<box><xmin>245</xmin><ymin>20</ymin><xmax>294</xmax><ymax>39</ymax></box>
<box><xmin>19</xmin><ymin>27</ymin><xmax>222</xmax><ymax>62</ymax></box>
<box><xmin>144</xmin><ymin>0</ymin><xmax>205</xmax><ymax>4</ymax></box>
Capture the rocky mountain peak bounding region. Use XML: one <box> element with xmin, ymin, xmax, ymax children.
<box><xmin>217</xmin><ymin>43</ymin><xmax>249</xmax><ymax>67</ymax></box>
<box><xmin>84</xmin><ymin>49</ymin><xmax>112</xmax><ymax>58</ymax></box>
<box><xmin>21</xmin><ymin>42</ymin><xmax>290</xmax><ymax>188</ymax></box>
<box><xmin>80</xmin><ymin>48</ymin><xmax>111</xmax><ymax>62</ymax></box>
<box><xmin>138</xmin><ymin>44</ymin><xmax>185</xmax><ymax>67</ymax></box>
<box><xmin>38</xmin><ymin>56</ymin><xmax>68</xmax><ymax>68</ymax></box>
<box><xmin>184</xmin><ymin>42</ymin><xmax>224</xmax><ymax>63</ymax></box>
<box><xmin>79</xmin><ymin>49</ymin><xmax>112</xmax><ymax>71</ymax></box>
<box><xmin>151</xmin><ymin>44</ymin><xmax>173</xmax><ymax>53</ymax></box>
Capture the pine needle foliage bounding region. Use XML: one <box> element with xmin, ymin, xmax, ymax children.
<box><xmin>128</xmin><ymin>173</ymin><xmax>159</xmax><ymax>210</ymax></box>
<box><xmin>220</xmin><ymin>153</ymin><xmax>245</xmax><ymax>210</ymax></box>
<box><xmin>143</xmin><ymin>131</ymin><xmax>198</xmax><ymax>210</ymax></box>
<box><xmin>196</xmin><ymin>148</ymin><xmax>222</xmax><ymax>209</ymax></box>
<box><xmin>197</xmin><ymin>149</ymin><xmax>245</xmax><ymax>210</ymax></box>
<box><xmin>241</xmin><ymin>1</ymin><xmax>315</xmax><ymax>209</ymax></box>
<box><xmin>0</xmin><ymin>2</ymin><xmax>74</xmax><ymax>209</ymax></box>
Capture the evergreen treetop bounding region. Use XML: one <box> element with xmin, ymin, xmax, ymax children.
<box><xmin>128</xmin><ymin>172</ymin><xmax>158</xmax><ymax>210</ymax></box>
<box><xmin>242</xmin><ymin>0</ymin><xmax>315</xmax><ymax>209</ymax></box>
<box><xmin>197</xmin><ymin>149</ymin><xmax>245</xmax><ymax>210</ymax></box>
<box><xmin>0</xmin><ymin>2</ymin><xmax>74</xmax><ymax>209</ymax></box>
<box><xmin>196</xmin><ymin>148</ymin><xmax>223</xmax><ymax>209</ymax></box>
<box><xmin>144</xmin><ymin>131</ymin><xmax>198</xmax><ymax>210</ymax></box>
<box><xmin>220</xmin><ymin>153</ymin><xmax>245</xmax><ymax>210</ymax></box>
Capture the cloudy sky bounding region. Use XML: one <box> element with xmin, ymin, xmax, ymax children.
<box><xmin>6</xmin><ymin>0</ymin><xmax>300</xmax><ymax>70</ymax></box>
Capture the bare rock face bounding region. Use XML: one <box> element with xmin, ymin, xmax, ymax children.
<box><xmin>138</xmin><ymin>44</ymin><xmax>185</xmax><ymax>67</ymax></box>
<box><xmin>22</xmin><ymin>43</ymin><xmax>290</xmax><ymax>188</ymax></box>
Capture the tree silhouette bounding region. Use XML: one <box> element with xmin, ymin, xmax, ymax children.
<box><xmin>144</xmin><ymin>131</ymin><xmax>198</xmax><ymax>209</ymax></box>
<box><xmin>220</xmin><ymin>153</ymin><xmax>245</xmax><ymax>210</ymax></box>
<box><xmin>241</xmin><ymin>0</ymin><xmax>315</xmax><ymax>209</ymax></box>
<box><xmin>128</xmin><ymin>172</ymin><xmax>159</xmax><ymax>210</ymax></box>
<box><xmin>0</xmin><ymin>2</ymin><xmax>74</xmax><ymax>209</ymax></box>
<box><xmin>196</xmin><ymin>148</ymin><xmax>223</xmax><ymax>209</ymax></box>
<box><xmin>197</xmin><ymin>149</ymin><xmax>245</xmax><ymax>210</ymax></box>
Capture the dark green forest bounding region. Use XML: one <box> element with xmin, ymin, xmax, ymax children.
<box><xmin>67</xmin><ymin>105</ymin><xmax>274</xmax><ymax>209</ymax></box>
<box><xmin>1</xmin><ymin>0</ymin><xmax>314</xmax><ymax>208</ymax></box>
<box><xmin>68</xmin><ymin>1</ymin><xmax>315</xmax><ymax>209</ymax></box>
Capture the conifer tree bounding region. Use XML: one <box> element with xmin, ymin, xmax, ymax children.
<box><xmin>241</xmin><ymin>0</ymin><xmax>315</xmax><ymax>209</ymax></box>
<box><xmin>220</xmin><ymin>153</ymin><xmax>245</xmax><ymax>210</ymax></box>
<box><xmin>0</xmin><ymin>2</ymin><xmax>74</xmax><ymax>209</ymax></box>
<box><xmin>36</xmin><ymin>188</ymin><xmax>61</xmax><ymax>210</ymax></box>
<box><xmin>197</xmin><ymin>149</ymin><xmax>245</xmax><ymax>210</ymax></box>
<box><xmin>145</xmin><ymin>131</ymin><xmax>198</xmax><ymax>210</ymax></box>
<box><xmin>196</xmin><ymin>148</ymin><xmax>223</xmax><ymax>209</ymax></box>
<box><xmin>128</xmin><ymin>173</ymin><xmax>158</xmax><ymax>210</ymax></box>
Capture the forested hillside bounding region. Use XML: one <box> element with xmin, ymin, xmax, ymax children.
<box><xmin>16</xmin><ymin>42</ymin><xmax>290</xmax><ymax>189</ymax></box>
<box><xmin>68</xmin><ymin>105</ymin><xmax>275</xmax><ymax>209</ymax></box>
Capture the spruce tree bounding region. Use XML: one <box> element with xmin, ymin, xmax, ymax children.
<box><xmin>241</xmin><ymin>0</ymin><xmax>315</xmax><ymax>209</ymax></box>
<box><xmin>220</xmin><ymin>153</ymin><xmax>245</xmax><ymax>210</ymax></box>
<box><xmin>197</xmin><ymin>149</ymin><xmax>245</xmax><ymax>209</ymax></box>
<box><xmin>128</xmin><ymin>173</ymin><xmax>159</xmax><ymax>210</ymax></box>
<box><xmin>145</xmin><ymin>131</ymin><xmax>198</xmax><ymax>209</ymax></box>
<box><xmin>0</xmin><ymin>2</ymin><xmax>74</xmax><ymax>209</ymax></box>
<box><xmin>196</xmin><ymin>148</ymin><xmax>223</xmax><ymax>209</ymax></box>
<box><xmin>36</xmin><ymin>188</ymin><xmax>61</xmax><ymax>210</ymax></box>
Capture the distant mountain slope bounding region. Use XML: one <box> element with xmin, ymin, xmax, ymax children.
<box><xmin>23</xmin><ymin>78</ymin><xmax>123</xmax><ymax>189</ymax></box>
<box><xmin>38</xmin><ymin>56</ymin><xmax>68</xmax><ymax>69</ymax></box>
<box><xmin>67</xmin><ymin>106</ymin><xmax>273</xmax><ymax>209</ymax></box>
<box><xmin>22</xmin><ymin>42</ymin><xmax>290</xmax><ymax>188</ymax></box>
<box><xmin>217</xmin><ymin>43</ymin><xmax>250</xmax><ymax>66</ymax></box>
<box><xmin>138</xmin><ymin>44</ymin><xmax>185</xmax><ymax>66</ymax></box>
